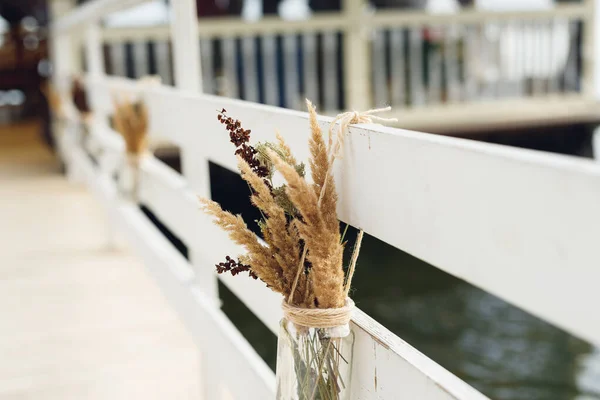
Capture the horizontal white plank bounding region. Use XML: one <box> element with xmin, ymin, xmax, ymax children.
<box><xmin>387</xmin><ymin>96</ymin><xmax>600</xmax><ymax>134</ymax></box>
<box><xmin>53</xmin><ymin>0</ymin><xmax>152</xmax><ymax>34</ymax></box>
<box><xmin>86</xmin><ymin>76</ymin><xmax>144</xmax><ymax>117</ymax></box>
<box><xmin>371</xmin><ymin>4</ymin><xmax>587</xmax><ymax>28</ymax></box>
<box><xmin>102</xmin><ymin>13</ymin><xmax>346</xmax><ymax>43</ymax></box>
<box><xmin>351</xmin><ymin>311</ymin><xmax>488</xmax><ymax>399</ymax></box>
<box><xmin>99</xmin><ymin>5</ymin><xmax>587</xmax><ymax>43</ymax></box>
<box><xmin>139</xmin><ymin>87</ymin><xmax>600</xmax><ymax>346</ymax></box>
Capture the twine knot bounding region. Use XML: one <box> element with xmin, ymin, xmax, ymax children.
<box><xmin>335</xmin><ymin>106</ymin><xmax>396</xmax><ymax>128</ymax></box>
<box><xmin>282</xmin><ymin>298</ymin><xmax>355</xmax><ymax>328</ymax></box>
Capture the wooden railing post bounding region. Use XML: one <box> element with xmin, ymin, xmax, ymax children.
<box><xmin>169</xmin><ymin>0</ymin><xmax>217</xmax><ymax>299</ymax></box>
<box><xmin>170</xmin><ymin>0</ymin><xmax>203</xmax><ymax>93</ymax></box>
<box><xmin>84</xmin><ymin>22</ymin><xmax>105</xmax><ymax>120</ymax></box>
<box><xmin>84</xmin><ymin>24</ymin><xmax>105</xmax><ymax>80</ymax></box>
<box><xmin>343</xmin><ymin>0</ymin><xmax>371</xmax><ymax>110</ymax></box>
<box><xmin>50</xmin><ymin>0</ymin><xmax>80</xmax><ymax>183</ymax></box>
<box><xmin>168</xmin><ymin>1</ymin><xmax>220</xmax><ymax>398</ymax></box>
<box><xmin>50</xmin><ymin>0</ymin><xmax>77</xmax><ymax>95</ymax></box>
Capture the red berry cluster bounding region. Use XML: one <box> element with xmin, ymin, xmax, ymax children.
<box><xmin>216</xmin><ymin>256</ymin><xmax>258</xmax><ymax>280</ymax></box>
<box><xmin>217</xmin><ymin>109</ymin><xmax>270</xmax><ymax>181</ymax></box>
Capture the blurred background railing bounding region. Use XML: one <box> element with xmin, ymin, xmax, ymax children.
<box><xmin>99</xmin><ymin>3</ymin><xmax>589</xmax><ymax>119</ymax></box>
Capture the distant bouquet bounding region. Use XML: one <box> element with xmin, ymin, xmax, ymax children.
<box><xmin>71</xmin><ymin>77</ymin><xmax>92</xmax><ymax>122</ymax></box>
<box><xmin>112</xmin><ymin>95</ymin><xmax>149</xmax><ymax>202</ymax></box>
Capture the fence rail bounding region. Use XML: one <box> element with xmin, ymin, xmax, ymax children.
<box><xmin>95</xmin><ymin>3</ymin><xmax>599</xmax><ymax>132</ymax></box>
<box><xmin>51</xmin><ymin>0</ymin><xmax>600</xmax><ymax>399</ymax></box>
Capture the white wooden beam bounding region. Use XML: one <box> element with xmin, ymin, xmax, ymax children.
<box><xmin>169</xmin><ymin>0</ymin><xmax>202</xmax><ymax>92</ymax></box>
<box><xmin>343</xmin><ymin>0</ymin><xmax>371</xmax><ymax>110</ymax></box>
<box><xmin>139</xmin><ymin>86</ymin><xmax>600</xmax><ymax>346</ymax></box>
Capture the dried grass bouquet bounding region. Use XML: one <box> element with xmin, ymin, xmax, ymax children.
<box><xmin>199</xmin><ymin>100</ymin><xmax>362</xmax><ymax>309</ymax></box>
<box><xmin>112</xmin><ymin>95</ymin><xmax>149</xmax><ymax>201</ymax></box>
<box><xmin>112</xmin><ymin>96</ymin><xmax>149</xmax><ymax>157</ymax></box>
<box><xmin>200</xmin><ymin>100</ymin><xmax>394</xmax><ymax>399</ymax></box>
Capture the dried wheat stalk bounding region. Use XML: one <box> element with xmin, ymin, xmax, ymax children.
<box><xmin>200</xmin><ymin>102</ymin><xmax>365</xmax><ymax>310</ymax></box>
<box><xmin>112</xmin><ymin>97</ymin><xmax>149</xmax><ymax>156</ymax></box>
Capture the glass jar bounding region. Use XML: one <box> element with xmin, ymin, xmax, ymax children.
<box><xmin>275</xmin><ymin>318</ymin><xmax>355</xmax><ymax>400</ymax></box>
<box><xmin>118</xmin><ymin>154</ymin><xmax>141</xmax><ymax>202</ymax></box>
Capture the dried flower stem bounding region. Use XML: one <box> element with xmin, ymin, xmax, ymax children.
<box><xmin>344</xmin><ymin>229</ymin><xmax>364</xmax><ymax>297</ymax></box>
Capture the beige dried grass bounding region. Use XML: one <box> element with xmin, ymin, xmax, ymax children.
<box><xmin>112</xmin><ymin>97</ymin><xmax>149</xmax><ymax>156</ymax></box>
<box><xmin>200</xmin><ymin>100</ymin><xmax>383</xmax><ymax>310</ymax></box>
<box><xmin>199</xmin><ymin>198</ymin><xmax>286</xmax><ymax>293</ymax></box>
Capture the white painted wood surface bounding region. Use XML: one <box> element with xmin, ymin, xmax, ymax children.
<box><xmin>169</xmin><ymin>0</ymin><xmax>202</xmax><ymax>92</ymax></box>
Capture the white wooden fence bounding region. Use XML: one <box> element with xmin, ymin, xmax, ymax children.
<box><xmin>96</xmin><ymin>2</ymin><xmax>600</xmax><ymax>132</ymax></box>
<box><xmin>51</xmin><ymin>0</ymin><xmax>600</xmax><ymax>399</ymax></box>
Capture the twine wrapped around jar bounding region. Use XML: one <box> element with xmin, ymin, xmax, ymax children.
<box><xmin>277</xmin><ymin>298</ymin><xmax>356</xmax><ymax>400</ymax></box>
<box><xmin>281</xmin><ymin>298</ymin><xmax>354</xmax><ymax>329</ymax></box>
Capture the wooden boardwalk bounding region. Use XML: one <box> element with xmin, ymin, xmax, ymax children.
<box><xmin>0</xmin><ymin>121</ymin><xmax>200</xmax><ymax>399</ymax></box>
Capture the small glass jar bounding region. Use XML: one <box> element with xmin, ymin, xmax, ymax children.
<box><xmin>118</xmin><ymin>153</ymin><xmax>141</xmax><ymax>202</ymax></box>
<box><xmin>275</xmin><ymin>318</ymin><xmax>355</xmax><ymax>400</ymax></box>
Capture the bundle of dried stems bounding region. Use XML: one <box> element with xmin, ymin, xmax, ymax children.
<box><xmin>112</xmin><ymin>96</ymin><xmax>149</xmax><ymax>157</ymax></box>
<box><xmin>200</xmin><ymin>100</ymin><xmax>366</xmax><ymax>310</ymax></box>
<box><xmin>71</xmin><ymin>77</ymin><xmax>91</xmax><ymax>118</ymax></box>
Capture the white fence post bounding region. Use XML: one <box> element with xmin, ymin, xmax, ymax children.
<box><xmin>85</xmin><ymin>21</ymin><xmax>121</xmax><ymax>248</ymax></box>
<box><xmin>85</xmin><ymin>24</ymin><xmax>105</xmax><ymax>80</ymax></box>
<box><xmin>50</xmin><ymin>0</ymin><xmax>80</xmax><ymax>183</ymax></box>
<box><xmin>170</xmin><ymin>0</ymin><xmax>203</xmax><ymax>92</ymax></box>
<box><xmin>169</xmin><ymin>0</ymin><xmax>217</xmax><ymax>298</ymax></box>
<box><xmin>50</xmin><ymin>0</ymin><xmax>76</xmax><ymax>95</ymax></box>
<box><xmin>168</xmin><ymin>1</ymin><xmax>220</xmax><ymax>398</ymax></box>
<box><xmin>343</xmin><ymin>0</ymin><xmax>371</xmax><ymax>110</ymax></box>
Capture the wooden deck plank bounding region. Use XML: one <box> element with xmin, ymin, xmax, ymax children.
<box><xmin>0</xmin><ymin>121</ymin><xmax>200</xmax><ymax>400</ymax></box>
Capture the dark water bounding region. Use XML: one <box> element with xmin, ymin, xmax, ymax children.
<box><xmin>203</xmin><ymin>160</ymin><xmax>600</xmax><ymax>400</ymax></box>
